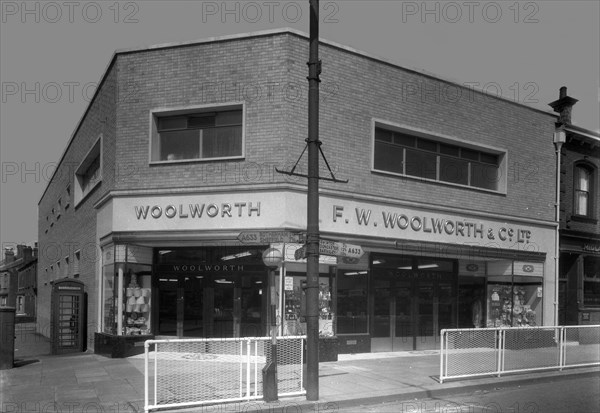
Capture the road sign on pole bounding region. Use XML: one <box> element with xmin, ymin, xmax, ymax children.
<box><xmin>318</xmin><ymin>240</ymin><xmax>364</xmax><ymax>258</ymax></box>
<box><xmin>237</xmin><ymin>231</ymin><xmax>305</xmax><ymax>244</ymax></box>
<box><xmin>293</xmin><ymin>241</ymin><xmax>363</xmax><ymax>260</ymax></box>
<box><xmin>294</xmin><ymin>246</ymin><xmax>307</xmax><ymax>261</ymax></box>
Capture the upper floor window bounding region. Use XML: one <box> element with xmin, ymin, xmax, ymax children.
<box><xmin>574</xmin><ymin>164</ymin><xmax>593</xmax><ymax>217</ymax></box>
<box><xmin>151</xmin><ymin>105</ymin><xmax>244</xmax><ymax>163</ymax></box>
<box><xmin>16</xmin><ymin>296</ymin><xmax>25</xmax><ymax>314</ymax></box>
<box><xmin>373</xmin><ymin>124</ymin><xmax>504</xmax><ymax>191</ymax></box>
<box><xmin>65</xmin><ymin>184</ymin><xmax>71</xmax><ymax>209</ymax></box>
<box><xmin>73</xmin><ymin>250</ymin><xmax>81</xmax><ymax>277</ymax></box>
<box><xmin>0</xmin><ymin>273</ymin><xmax>9</xmax><ymax>289</ymax></box>
<box><xmin>74</xmin><ymin>136</ymin><xmax>102</xmax><ymax>206</ymax></box>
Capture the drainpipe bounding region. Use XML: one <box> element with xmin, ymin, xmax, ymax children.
<box><xmin>553</xmin><ymin>128</ymin><xmax>566</xmax><ymax>326</ymax></box>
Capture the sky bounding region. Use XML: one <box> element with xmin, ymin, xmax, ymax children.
<box><xmin>1</xmin><ymin>0</ymin><xmax>599</xmax><ymax>251</ymax></box>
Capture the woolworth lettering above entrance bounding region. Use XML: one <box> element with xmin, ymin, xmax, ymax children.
<box><xmin>134</xmin><ymin>202</ymin><xmax>261</xmax><ymax>219</ymax></box>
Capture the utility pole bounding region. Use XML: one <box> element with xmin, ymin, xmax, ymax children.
<box><xmin>276</xmin><ymin>0</ymin><xmax>345</xmax><ymax>399</ymax></box>
<box><xmin>305</xmin><ymin>0</ymin><xmax>320</xmax><ymax>401</ymax></box>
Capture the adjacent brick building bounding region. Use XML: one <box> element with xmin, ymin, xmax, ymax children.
<box><xmin>550</xmin><ymin>88</ymin><xmax>600</xmax><ymax>326</ymax></box>
<box><xmin>0</xmin><ymin>244</ymin><xmax>38</xmax><ymax>322</ymax></box>
<box><xmin>38</xmin><ymin>29</ymin><xmax>562</xmax><ymax>356</ymax></box>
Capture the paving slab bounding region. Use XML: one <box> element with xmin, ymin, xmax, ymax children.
<box><xmin>2</xmin><ymin>333</ymin><xmax>599</xmax><ymax>413</ymax></box>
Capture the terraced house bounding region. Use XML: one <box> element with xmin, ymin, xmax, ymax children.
<box><xmin>550</xmin><ymin>88</ymin><xmax>600</xmax><ymax>327</ymax></box>
<box><xmin>38</xmin><ymin>29</ymin><xmax>563</xmax><ymax>357</ymax></box>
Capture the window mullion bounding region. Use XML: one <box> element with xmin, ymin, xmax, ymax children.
<box><xmin>199</xmin><ymin>129</ymin><xmax>204</xmax><ymax>159</ymax></box>
<box><xmin>467</xmin><ymin>162</ymin><xmax>472</xmax><ymax>186</ymax></box>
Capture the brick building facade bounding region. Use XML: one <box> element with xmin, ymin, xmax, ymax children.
<box><xmin>0</xmin><ymin>244</ymin><xmax>38</xmax><ymax>322</ymax></box>
<box><xmin>550</xmin><ymin>89</ymin><xmax>600</xmax><ymax>326</ymax></box>
<box><xmin>38</xmin><ymin>29</ymin><xmax>561</xmax><ymax>355</ymax></box>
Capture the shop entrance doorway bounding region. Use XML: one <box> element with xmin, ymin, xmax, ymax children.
<box><xmin>157</xmin><ymin>276</ymin><xmax>205</xmax><ymax>337</ymax></box>
<box><xmin>157</xmin><ymin>275</ymin><xmax>246</xmax><ymax>338</ymax></box>
<box><xmin>372</xmin><ymin>277</ymin><xmax>414</xmax><ymax>351</ymax></box>
<box><xmin>155</xmin><ymin>247</ymin><xmax>269</xmax><ymax>339</ymax></box>
<box><xmin>371</xmin><ymin>275</ymin><xmax>455</xmax><ymax>351</ymax></box>
<box><xmin>370</xmin><ymin>255</ymin><xmax>456</xmax><ymax>352</ymax></box>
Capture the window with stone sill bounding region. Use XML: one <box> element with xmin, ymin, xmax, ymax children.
<box><xmin>74</xmin><ymin>136</ymin><xmax>102</xmax><ymax>206</ymax></box>
<box><xmin>65</xmin><ymin>184</ymin><xmax>71</xmax><ymax>209</ymax></box>
<box><xmin>373</xmin><ymin>123</ymin><xmax>506</xmax><ymax>192</ymax></box>
<box><xmin>16</xmin><ymin>296</ymin><xmax>25</xmax><ymax>314</ymax></box>
<box><xmin>73</xmin><ymin>250</ymin><xmax>80</xmax><ymax>277</ymax></box>
<box><xmin>150</xmin><ymin>104</ymin><xmax>244</xmax><ymax>163</ymax></box>
<box><xmin>574</xmin><ymin>164</ymin><xmax>594</xmax><ymax>218</ymax></box>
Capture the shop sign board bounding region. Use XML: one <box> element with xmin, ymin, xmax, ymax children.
<box><xmin>237</xmin><ymin>231</ymin><xmax>305</xmax><ymax>244</ymax></box>
<box><xmin>294</xmin><ymin>240</ymin><xmax>364</xmax><ymax>260</ymax></box>
<box><xmin>284</xmin><ymin>276</ymin><xmax>294</xmax><ymax>291</ymax></box>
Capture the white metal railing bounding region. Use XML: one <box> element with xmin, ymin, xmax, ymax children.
<box><xmin>440</xmin><ymin>325</ymin><xmax>600</xmax><ymax>383</ymax></box>
<box><xmin>144</xmin><ymin>336</ymin><xmax>306</xmax><ymax>412</ymax></box>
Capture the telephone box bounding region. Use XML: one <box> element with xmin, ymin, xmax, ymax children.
<box><xmin>51</xmin><ymin>279</ymin><xmax>85</xmax><ymax>354</ymax></box>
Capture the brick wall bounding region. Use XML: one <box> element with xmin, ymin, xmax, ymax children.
<box><xmin>37</xmin><ymin>30</ymin><xmax>560</xmax><ymax>346</ymax></box>
<box><xmin>112</xmin><ymin>31</ymin><xmax>556</xmax><ymax>223</ymax></box>
<box><xmin>286</xmin><ymin>34</ymin><xmax>556</xmax><ymax>223</ymax></box>
<box><xmin>114</xmin><ymin>35</ymin><xmax>292</xmax><ymax>191</ymax></box>
<box><xmin>37</xmin><ymin>63</ymin><xmax>117</xmax><ymax>342</ymax></box>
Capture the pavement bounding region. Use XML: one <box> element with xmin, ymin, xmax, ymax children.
<box><xmin>2</xmin><ymin>324</ymin><xmax>599</xmax><ymax>413</ymax></box>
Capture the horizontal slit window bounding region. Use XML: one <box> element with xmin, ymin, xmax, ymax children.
<box><xmin>373</xmin><ymin>126</ymin><xmax>502</xmax><ymax>192</ymax></box>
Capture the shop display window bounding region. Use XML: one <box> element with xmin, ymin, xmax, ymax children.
<box><xmin>123</xmin><ymin>265</ymin><xmax>152</xmax><ymax>335</ymax></box>
<box><xmin>457</xmin><ymin>278</ymin><xmax>485</xmax><ymax>328</ymax></box>
<box><xmin>583</xmin><ymin>257</ymin><xmax>600</xmax><ymax>307</ymax></box>
<box><xmin>487</xmin><ymin>281</ymin><xmax>542</xmax><ymax>327</ymax></box>
<box><xmin>103</xmin><ymin>264</ymin><xmax>115</xmax><ymax>335</ymax></box>
<box><xmin>103</xmin><ymin>262</ymin><xmax>152</xmax><ymax>336</ymax></box>
<box><xmin>336</xmin><ymin>271</ymin><xmax>368</xmax><ymax>334</ymax></box>
<box><xmin>283</xmin><ymin>273</ymin><xmax>334</xmax><ymax>337</ymax></box>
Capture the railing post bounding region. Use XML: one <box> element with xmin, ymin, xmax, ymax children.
<box><xmin>154</xmin><ymin>342</ymin><xmax>158</xmax><ymax>407</ymax></box>
<box><xmin>559</xmin><ymin>326</ymin><xmax>565</xmax><ymax>370</ymax></box>
<box><xmin>239</xmin><ymin>340</ymin><xmax>243</xmax><ymax>399</ymax></box>
<box><xmin>254</xmin><ymin>340</ymin><xmax>258</xmax><ymax>397</ymax></box>
<box><xmin>496</xmin><ymin>329</ymin><xmax>504</xmax><ymax>377</ymax></box>
<box><xmin>246</xmin><ymin>339</ymin><xmax>251</xmax><ymax>400</ymax></box>
<box><xmin>301</xmin><ymin>337</ymin><xmax>305</xmax><ymax>390</ymax></box>
<box><xmin>144</xmin><ymin>341</ymin><xmax>149</xmax><ymax>413</ymax></box>
<box><xmin>439</xmin><ymin>329</ymin><xmax>445</xmax><ymax>383</ymax></box>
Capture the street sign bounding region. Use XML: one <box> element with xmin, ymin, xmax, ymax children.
<box><xmin>318</xmin><ymin>240</ymin><xmax>364</xmax><ymax>258</ymax></box>
<box><xmin>294</xmin><ymin>246</ymin><xmax>307</xmax><ymax>260</ymax></box>
<box><xmin>237</xmin><ymin>231</ymin><xmax>305</xmax><ymax>244</ymax></box>
<box><xmin>293</xmin><ymin>241</ymin><xmax>364</xmax><ymax>260</ymax></box>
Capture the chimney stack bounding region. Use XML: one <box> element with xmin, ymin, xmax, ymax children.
<box><xmin>23</xmin><ymin>246</ymin><xmax>33</xmax><ymax>262</ymax></box>
<box><xmin>549</xmin><ymin>86</ymin><xmax>578</xmax><ymax>125</ymax></box>
<box><xmin>4</xmin><ymin>248</ymin><xmax>15</xmax><ymax>263</ymax></box>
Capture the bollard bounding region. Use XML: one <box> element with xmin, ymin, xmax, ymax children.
<box><xmin>0</xmin><ymin>307</ymin><xmax>16</xmax><ymax>370</ymax></box>
<box><xmin>262</xmin><ymin>343</ymin><xmax>278</xmax><ymax>402</ymax></box>
<box><xmin>262</xmin><ymin>325</ymin><xmax>278</xmax><ymax>402</ymax></box>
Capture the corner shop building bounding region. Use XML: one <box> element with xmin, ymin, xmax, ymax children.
<box><xmin>37</xmin><ymin>29</ymin><xmax>559</xmax><ymax>355</ymax></box>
